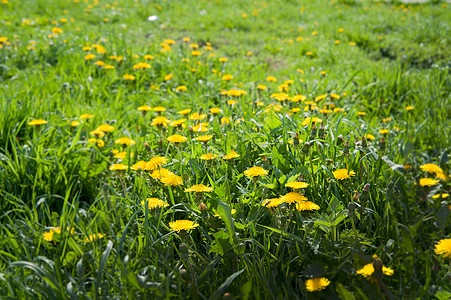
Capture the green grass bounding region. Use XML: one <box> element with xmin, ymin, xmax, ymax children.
<box><xmin>0</xmin><ymin>0</ymin><xmax>450</xmax><ymax>298</ymax></box>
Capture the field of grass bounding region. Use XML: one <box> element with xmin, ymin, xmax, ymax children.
<box><xmin>0</xmin><ymin>0</ymin><xmax>450</xmax><ymax>298</ymax></box>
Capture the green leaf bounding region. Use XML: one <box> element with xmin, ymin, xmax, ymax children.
<box><xmin>241</xmin><ymin>280</ymin><xmax>253</xmax><ymax>300</ymax></box>
<box><xmin>208</xmin><ymin>268</ymin><xmax>245</xmax><ymax>300</ymax></box>
<box><xmin>434</xmin><ymin>205</ymin><xmax>449</xmax><ymax>233</ymax></box>
<box><xmin>382</xmin><ymin>156</ymin><xmax>405</xmax><ymax>174</ymax></box>
<box><xmin>217</xmin><ymin>201</ymin><xmax>238</xmax><ymax>244</ymax></box>
<box><xmin>336</xmin><ymin>283</ymin><xmax>356</xmax><ymax>300</ymax></box>
<box><xmin>209</xmin><ymin>230</ymin><xmax>231</xmax><ymax>256</ymax></box>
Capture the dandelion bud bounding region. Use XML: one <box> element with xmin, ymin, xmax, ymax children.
<box><xmin>353</xmin><ymin>191</ymin><xmax>360</xmax><ymax>201</ymax></box>
<box><xmin>343</xmin><ymin>141</ymin><xmax>349</xmax><ymax>155</ymax></box>
<box><xmin>302</xmin><ymin>142</ymin><xmax>310</xmax><ymax>155</ymax></box>
<box><xmin>319</xmin><ymin>123</ymin><xmax>325</xmax><ymax>137</ymax></box>
<box><xmin>362</xmin><ymin>137</ymin><xmax>367</xmax><ymax>149</ymax></box>
<box><xmin>348</xmin><ymin>202</ymin><xmax>356</xmax><ymax>214</ymax></box>
<box><xmin>363</xmin><ymin>183</ymin><xmax>370</xmax><ymax>193</ymax></box>
<box><xmin>311</xmin><ymin>123</ymin><xmax>317</xmax><ymax>137</ymax></box>
<box><xmin>144</xmin><ymin>142</ymin><xmax>151</xmax><ymax>152</ymax></box>
<box><xmin>294</xmin><ymin>132</ymin><xmax>300</xmax><ymax>146</ymax></box>
<box><xmin>372</xmin><ymin>255</ymin><xmax>383</xmax><ymax>274</ymax></box>
<box><xmin>337</xmin><ymin>134</ymin><xmax>344</xmax><ymax>145</ymax></box>
<box><xmin>380</xmin><ymin>136</ymin><xmax>386</xmax><ymax>151</ymax></box>
<box><xmin>326</xmin><ymin>158</ymin><xmax>332</xmax><ymax>166</ymax></box>
<box><xmin>262</xmin><ymin>155</ymin><xmax>267</xmax><ymax>162</ymax></box>
<box><xmin>199</xmin><ymin>202</ymin><xmax>207</xmax><ymax>213</ymax></box>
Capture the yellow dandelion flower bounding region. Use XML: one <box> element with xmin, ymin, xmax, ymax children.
<box><xmin>285</xmin><ymin>182</ymin><xmax>309</xmax><ymax>189</ymax></box>
<box><xmin>226</xmin><ymin>89</ymin><xmax>247</xmax><ymax>96</ymax></box>
<box><xmin>191</xmin><ymin>50</ymin><xmax>202</xmax><ymax>56</ymax></box>
<box><xmin>378</xmin><ymin>129</ymin><xmax>389</xmax><ymax>134</ymax></box>
<box><xmin>296</xmin><ymin>201</ymin><xmax>320</xmax><ymax>211</ymax></box>
<box><xmin>193</xmin><ymin>123</ymin><xmax>210</xmax><ymax>132</ymax></box>
<box><xmin>257</xmin><ymin>84</ymin><xmax>267</xmax><ymax>90</ymax></box>
<box><xmin>222</xmin><ymin>74</ymin><xmax>233</xmax><ymax>81</ymax></box>
<box><xmin>114</xmin><ymin>137</ymin><xmax>135</xmax><ymax>146</ymax></box>
<box><xmin>365</xmin><ymin>134</ymin><xmax>375</xmax><ymax>140</ymax></box>
<box><xmin>405</xmin><ymin>106</ymin><xmax>414</xmax><ymax>111</ymax></box>
<box><xmin>210</xmin><ymin>107</ymin><xmax>221</xmax><ymax>114</ymax></box>
<box><xmin>79</xmin><ymin>114</ymin><xmax>94</xmax><ymax>119</ymax></box>
<box><xmin>114</xmin><ymin>151</ymin><xmax>127</xmax><ymax>159</ymax></box>
<box><xmin>195</xmin><ymin>135</ymin><xmax>213</xmax><ymax>142</ymax></box>
<box><xmin>160</xmin><ymin>174</ymin><xmax>183</xmax><ymax>186</ymax></box>
<box><xmin>84</xmin><ymin>54</ymin><xmax>95</xmax><ymax>60</ymax></box>
<box><xmin>109</xmin><ymin>164</ymin><xmax>128</xmax><ymax>171</ymax></box>
<box><xmin>28</xmin><ymin>119</ymin><xmax>48</xmax><ymax>126</ymax></box>
<box><xmin>175</xmin><ymin>86</ymin><xmax>188</xmax><ymax>92</ymax></box>
<box><xmin>280</xmin><ymin>192</ymin><xmax>307</xmax><ymax>204</ymax></box>
<box><xmin>200</xmin><ymin>153</ymin><xmax>218</xmax><ymax>161</ymax></box>
<box><xmin>305</xmin><ymin>277</ymin><xmax>330</xmax><ymax>292</ymax></box>
<box><xmin>167</xmin><ymin>134</ymin><xmax>187</xmax><ymax>143</ymax></box>
<box><xmin>315</xmin><ymin>94</ymin><xmax>328</xmax><ymax>102</ymax></box>
<box><xmin>90</xmin><ymin>129</ymin><xmax>105</xmax><ymax>138</ymax></box>
<box><xmin>223</xmin><ymin>150</ymin><xmax>240</xmax><ymax>160</ymax></box>
<box><xmin>262</xmin><ymin>198</ymin><xmax>284</xmax><ymax>208</ymax></box>
<box><xmin>169</xmin><ymin>220</ymin><xmax>199</xmax><ymax>232</ymax></box>
<box><xmin>178</xmin><ymin>109</ymin><xmax>192</xmax><ymax>115</ymax></box>
<box><xmin>97</xmin><ymin>124</ymin><xmax>114</xmax><ymax>133</ymax></box>
<box><xmin>142</xmin><ymin>198</ymin><xmax>169</xmax><ymax>210</ymax></box>
<box><xmin>70</xmin><ymin>120</ymin><xmax>80</xmax><ymax>127</ymax></box>
<box><xmin>150</xmin><ymin>168</ymin><xmax>174</xmax><ymax>180</ymax></box>
<box><xmin>302</xmin><ymin>117</ymin><xmax>322</xmax><ymax>126</ymax></box>
<box><xmin>164</xmin><ymin>74</ymin><xmax>173</xmax><ymax>81</ymax></box>
<box><xmin>151</xmin><ymin>116</ymin><xmax>171</xmax><ymax>127</ymax></box>
<box><xmin>266</xmin><ymin>76</ymin><xmax>277</xmax><ymax>82</ymax></box>
<box><xmin>291</xmin><ymin>95</ymin><xmax>307</xmax><ymax>102</ymax></box>
<box><xmin>244</xmin><ymin>166</ymin><xmax>268</xmax><ymax>177</ymax></box>
<box><xmin>333</xmin><ymin>169</ymin><xmax>356</xmax><ymax>180</ymax></box>
<box><xmin>419</xmin><ymin>178</ymin><xmax>439</xmax><ymax>187</ymax></box>
<box><xmin>185</xmin><ymin>184</ymin><xmax>213</xmax><ymax>193</ymax></box>
<box><xmin>138</xmin><ymin>105</ymin><xmax>152</xmax><ymax>111</ymax></box>
<box><xmin>434</xmin><ymin>238</ymin><xmax>451</xmax><ymax>259</ymax></box>
<box><xmin>420</xmin><ymin>163</ymin><xmax>444</xmax><ymax>174</ymax></box>
<box><xmin>153</xmin><ymin>106</ymin><xmax>166</xmax><ymax>113</ymax></box>
<box><xmin>131</xmin><ymin>161</ymin><xmax>148</xmax><ymax>171</ymax></box>
<box><xmin>146</xmin><ymin>156</ymin><xmax>167</xmax><ymax>170</ymax></box>
<box><xmin>190</xmin><ymin>113</ymin><xmax>207</xmax><ymax>121</ymax></box>
<box><xmin>123</xmin><ymin>74</ymin><xmax>136</xmax><ymax>80</ymax></box>
<box><xmin>170</xmin><ymin>119</ymin><xmax>187</xmax><ymax>127</ymax></box>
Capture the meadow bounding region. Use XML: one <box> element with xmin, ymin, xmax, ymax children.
<box><xmin>0</xmin><ymin>0</ymin><xmax>450</xmax><ymax>298</ymax></box>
